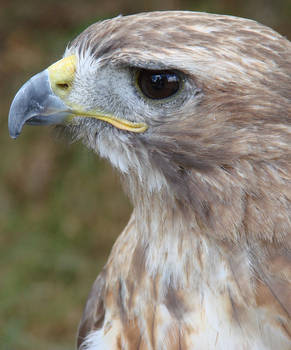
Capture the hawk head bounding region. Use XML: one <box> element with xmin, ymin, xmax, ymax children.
<box><xmin>8</xmin><ymin>11</ymin><xmax>291</xmax><ymax>239</ymax></box>
<box><xmin>8</xmin><ymin>12</ymin><xmax>291</xmax><ymax>349</ymax></box>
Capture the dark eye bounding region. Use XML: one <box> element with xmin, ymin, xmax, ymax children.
<box><xmin>137</xmin><ymin>69</ymin><xmax>180</xmax><ymax>99</ymax></box>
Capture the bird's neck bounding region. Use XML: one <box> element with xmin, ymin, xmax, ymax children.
<box><xmin>94</xmin><ymin>161</ymin><xmax>290</xmax><ymax>350</ymax></box>
<box><xmin>107</xmin><ymin>190</ymin><xmax>229</xmax><ymax>293</ymax></box>
<box><xmin>108</xmin><ymin>157</ymin><xmax>288</xmax><ymax>290</ymax></box>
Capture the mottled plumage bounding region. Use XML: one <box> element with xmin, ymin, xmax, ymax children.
<box><xmin>9</xmin><ymin>11</ymin><xmax>291</xmax><ymax>350</ymax></box>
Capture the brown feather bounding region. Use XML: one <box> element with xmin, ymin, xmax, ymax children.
<box><xmin>63</xmin><ymin>11</ymin><xmax>291</xmax><ymax>349</ymax></box>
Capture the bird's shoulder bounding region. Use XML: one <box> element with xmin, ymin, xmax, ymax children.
<box><xmin>77</xmin><ymin>269</ymin><xmax>106</xmax><ymax>348</ymax></box>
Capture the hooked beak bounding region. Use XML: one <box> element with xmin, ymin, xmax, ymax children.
<box><xmin>8</xmin><ymin>55</ymin><xmax>148</xmax><ymax>139</ymax></box>
<box><xmin>8</xmin><ymin>55</ymin><xmax>76</xmax><ymax>139</ymax></box>
<box><xmin>8</xmin><ymin>69</ymin><xmax>71</xmax><ymax>138</ymax></box>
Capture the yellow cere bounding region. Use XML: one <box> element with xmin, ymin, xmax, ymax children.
<box><xmin>48</xmin><ymin>55</ymin><xmax>77</xmax><ymax>98</ymax></box>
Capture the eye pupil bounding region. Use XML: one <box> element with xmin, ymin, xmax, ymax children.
<box><xmin>138</xmin><ymin>70</ymin><xmax>180</xmax><ymax>99</ymax></box>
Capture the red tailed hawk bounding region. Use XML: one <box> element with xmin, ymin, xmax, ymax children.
<box><xmin>8</xmin><ymin>11</ymin><xmax>291</xmax><ymax>350</ymax></box>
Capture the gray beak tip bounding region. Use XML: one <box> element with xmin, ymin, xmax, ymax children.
<box><xmin>8</xmin><ymin>108</ymin><xmax>23</xmax><ymax>139</ymax></box>
<box><xmin>9</xmin><ymin>132</ymin><xmax>20</xmax><ymax>140</ymax></box>
<box><xmin>8</xmin><ymin>69</ymin><xmax>70</xmax><ymax>139</ymax></box>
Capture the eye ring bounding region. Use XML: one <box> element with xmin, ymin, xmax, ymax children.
<box><xmin>136</xmin><ymin>69</ymin><xmax>181</xmax><ymax>100</ymax></box>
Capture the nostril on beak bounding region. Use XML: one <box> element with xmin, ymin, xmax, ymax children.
<box><xmin>56</xmin><ymin>83</ymin><xmax>69</xmax><ymax>89</ymax></box>
<box><xmin>48</xmin><ymin>55</ymin><xmax>76</xmax><ymax>98</ymax></box>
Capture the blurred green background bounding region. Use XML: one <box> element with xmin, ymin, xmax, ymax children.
<box><xmin>0</xmin><ymin>0</ymin><xmax>290</xmax><ymax>349</ymax></box>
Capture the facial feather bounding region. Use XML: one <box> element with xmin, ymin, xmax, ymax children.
<box><xmin>10</xmin><ymin>11</ymin><xmax>290</xmax><ymax>350</ymax></box>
